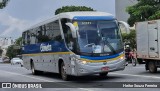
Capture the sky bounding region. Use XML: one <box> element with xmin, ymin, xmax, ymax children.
<box><xmin>0</xmin><ymin>0</ymin><xmax>115</xmax><ymax>39</ymax></box>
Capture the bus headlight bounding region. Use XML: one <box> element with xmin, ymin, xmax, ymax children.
<box><xmin>82</xmin><ymin>61</ymin><xmax>87</xmax><ymax>64</ymax></box>
<box><xmin>70</xmin><ymin>55</ymin><xmax>88</xmax><ymax>64</ymax></box>
<box><xmin>120</xmin><ymin>56</ymin><xmax>124</xmax><ymax>60</ymax></box>
<box><xmin>76</xmin><ymin>59</ymin><xmax>87</xmax><ymax>64</ymax></box>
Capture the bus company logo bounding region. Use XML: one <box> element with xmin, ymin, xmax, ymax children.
<box><xmin>40</xmin><ymin>44</ymin><xmax>52</xmax><ymax>52</ymax></box>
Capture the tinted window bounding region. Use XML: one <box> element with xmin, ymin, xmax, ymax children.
<box><xmin>45</xmin><ymin>20</ymin><xmax>62</xmax><ymax>42</ymax></box>
<box><xmin>22</xmin><ymin>32</ymin><xmax>26</xmax><ymax>45</ymax></box>
<box><xmin>23</xmin><ymin>20</ymin><xmax>62</xmax><ymax>44</ymax></box>
<box><xmin>22</xmin><ymin>31</ymin><xmax>31</xmax><ymax>45</ymax></box>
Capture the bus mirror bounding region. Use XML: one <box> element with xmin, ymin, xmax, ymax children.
<box><xmin>65</xmin><ymin>23</ymin><xmax>77</xmax><ymax>38</ymax></box>
<box><xmin>118</xmin><ymin>21</ymin><xmax>130</xmax><ymax>34</ymax></box>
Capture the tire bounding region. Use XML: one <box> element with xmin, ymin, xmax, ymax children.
<box><xmin>137</xmin><ymin>58</ymin><xmax>142</xmax><ymax>64</ymax></box>
<box><xmin>31</xmin><ymin>62</ymin><xmax>43</xmax><ymax>75</ymax></box>
<box><xmin>99</xmin><ymin>72</ymin><xmax>108</xmax><ymax>77</ymax></box>
<box><xmin>131</xmin><ymin>58</ymin><xmax>137</xmax><ymax>66</ymax></box>
<box><xmin>145</xmin><ymin>61</ymin><xmax>149</xmax><ymax>70</ymax></box>
<box><xmin>60</xmin><ymin>62</ymin><xmax>69</xmax><ymax>81</ymax></box>
<box><xmin>148</xmin><ymin>61</ymin><xmax>157</xmax><ymax>73</ymax></box>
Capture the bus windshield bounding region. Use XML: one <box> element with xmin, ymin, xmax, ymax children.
<box><xmin>74</xmin><ymin>20</ymin><xmax>123</xmax><ymax>55</ymax></box>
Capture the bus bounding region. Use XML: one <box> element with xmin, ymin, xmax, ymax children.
<box><xmin>22</xmin><ymin>11</ymin><xmax>129</xmax><ymax>80</ymax></box>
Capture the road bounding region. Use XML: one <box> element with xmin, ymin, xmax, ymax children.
<box><xmin>0</xmin><ymin>63</ymin><xmax>160</xmax><ymax>91</ymax></box>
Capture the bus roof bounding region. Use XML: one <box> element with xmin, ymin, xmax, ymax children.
<box><xmin>24</xmin><ymin>11</ymin><xmax>115</xmax><ymax>32</ymax></box>
<box><xmin>59</xmin><ymin>11</ymin><xmax>114</xmax><ymax>19</ymax></box>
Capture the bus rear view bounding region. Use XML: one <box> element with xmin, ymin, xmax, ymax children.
<box><xmin>22</xmin><ymin>12</ymin><xmax>129</xmax><ymax>80</ymax></box>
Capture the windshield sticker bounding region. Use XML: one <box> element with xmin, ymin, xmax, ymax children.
<box><xmin>93</xmin><ymin>45</ymin><xmax>102</xmax><ymax>53</ymax></box>
<box><xmin>73</xmin><ymin>21</ymin><xmax>79</xmax><ymax>30</ymax></box>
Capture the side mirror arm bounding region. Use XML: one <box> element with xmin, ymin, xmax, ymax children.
<box><xmin>65</xmin><ymin>23</ymin><xmax>77</xmax><ymax>38</ymax></box>
<box><xmin>118</xmin><ymin>21</ymin><xmax>130</xmax><ymax>34</ymax></box>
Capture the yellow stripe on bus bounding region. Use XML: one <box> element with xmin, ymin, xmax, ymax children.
<box><xmin>22</xmin><ymin>52</ymin><xmax>124</xmax><ymax>63</ymax></box>
<box><xmin>22</xmin><ymin>52</ymin><xmax>72</xmax><ymax>56</ymax></box>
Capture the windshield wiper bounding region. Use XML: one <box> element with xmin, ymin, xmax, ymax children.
<box><xmin>84</xmin><ymin>43</ymin><xmax>95</xmax><ymax>47</ymax></box>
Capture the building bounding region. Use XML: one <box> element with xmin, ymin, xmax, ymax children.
<box><xmin>115</xmin><ymin>0</ymin><xmax>137</xmax><ymax>23</ymax></box>
<box><xmin>0</xmin><ymin>37</ymin><xmax>14</xmax><ymax>57</ymax></box>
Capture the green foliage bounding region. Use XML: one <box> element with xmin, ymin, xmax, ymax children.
<box><xmin>55</xmin><ymin>6</ymin><xmax>95</xmax><ymax>15</ymax></box>
<box><xmin>0</xmin><ymin>0</ymin><xmax>9</xmax><ymax>9</ymax></box>
<box><xmin>6</xmin><ymin>37</ymin><xmax>22</xmax><ymax>59</ymax></box>
<box><xmin>6</xmin><ymin>45</ymin><xmax>16</xmax><ymax>59</ymax></box>
<box><xmin>15</xmin><ymin>37</ymin><xmax>22</xmax><ymax>46</ymax></box>
<box><xmin>122</xmin><ymin>30</ymin><xmax>136</xmax><ymax>49</ymax></box>
<box><xmin>126</xmin><ymin>0</ymin><xmax>160</xmax><ymax>26</ymax></box>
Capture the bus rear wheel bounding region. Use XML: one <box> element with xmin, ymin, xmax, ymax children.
<box><xmin>99</xmin><ymin>72</ymin><xmax>108</xmax><ymax>77</ymax></box>
<box><xmin>60</xmin><ymin>62</ymin><xmax>69</xmax><ymax>81</ymax></box>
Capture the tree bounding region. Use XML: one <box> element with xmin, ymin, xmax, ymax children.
<box><xmin>15</xmin><ymin>37</ymin><xmax>22</xmax><ymax>46</ymax></box>
<box><xmin>122</xmin><ymin>29</ymin><xmax>136</xmax><ymax>49</ymax></box>
<box><xmin>6</xmin><ymin>45</ymin><xmax>16</xmax><ymax>59</ymax></box>
<box><xmin>6</xmin><ymin>37</ymin><xmax>22</xmax><ymax>59</ymax></box>
<box><xmin>55</xmin><ymin>6</ymin><xmax>95</xmax><ymax>15</ymax></box>
<box><xmin>126</xmin><ymin>0</ymin><xmax>160</xmax><ymax>26</ymax></box>
<box><xmin>0</xmin><ymin>0</ymin><xmax>9</xmax><ymax>9</ymax></box>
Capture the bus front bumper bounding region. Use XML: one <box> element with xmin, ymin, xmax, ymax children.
<box><xmin>76</xmin><ymin>59</ymin><xmax>126</xmax><ymax>76</ymax></box>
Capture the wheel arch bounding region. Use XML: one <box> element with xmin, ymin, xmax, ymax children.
<box><xmin>30</xmin><ymin>59</ymin><xmax>33</xmax><ymax>69</ymax></box>
<box><xmin>58</xmin><ymin>59</ymin><xmax>64</xmax><ymax>74</ymax></box>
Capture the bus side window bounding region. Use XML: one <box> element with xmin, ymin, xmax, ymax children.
<box><xmin>26</xmin><ymin>31</ymin><xmax>31</xmax><ymax>45</ymax></box>
<box><xmin>66</xmin><ymin>26</ymin><xmax>74</xmax><ymax>50</ymax></box>
<box><xmin>30</xmin><ymin>29</ymin><xmax>36</xmax><ymax>44</ymax></box>
<box><xmin>34</xmin><ymin>26</ymin><xmax>50</xmax><ymax>43</ymax></box>
<box><xmin>22</xmin><ymin>32</ymin><xmax>26</xmax><ymax>45</ymax></box>
<box><xmin>46</xmin><ymin>20</ymin><xmax>62</xmax><ymax>42</ymax></box>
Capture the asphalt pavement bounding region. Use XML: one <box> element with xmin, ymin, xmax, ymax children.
<box><xmin>0</xmin><ymin>63</ymin><xmax>160</xmax><ymax>91</ymax></box>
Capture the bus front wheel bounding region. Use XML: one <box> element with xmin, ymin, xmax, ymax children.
<box><xmin>60</xmin><ymin>62</ymin><xmax>69</xmax><ymax>81</ymax></box>
<box><xmin>31</xmin><ymin>62</ymin><xmax>42</xmax><ymax>75</ymax></box>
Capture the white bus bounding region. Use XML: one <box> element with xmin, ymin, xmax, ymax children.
<box><xmin>22</xmin><ymin>11</ymin><xmax>129</xmax><ymax>80</ymax></box>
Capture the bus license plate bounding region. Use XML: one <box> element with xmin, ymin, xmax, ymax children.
<box><xmin>101</xmin><ymin>67</ymin><xmax>109</xmax><ymax>71</ymax></box>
